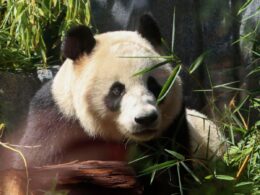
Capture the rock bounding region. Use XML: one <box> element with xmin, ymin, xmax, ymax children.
<box><xmin>0</xmin><ymin>72</ymin><xmax>40</xmax><ymax>133</ymax></box>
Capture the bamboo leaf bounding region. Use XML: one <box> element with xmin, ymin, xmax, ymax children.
<box><xmin>238</xmin><ymin>0</ymin><xmax>254</xmax><ymax>15</ymax></box>
<box><xmin>235</xmin><ymin>181</ymin><xmax>253</xmax><ymax>187</ymax></box>
<box><xmin>171</xmin><ymin>7</ymin><xmax>176</xmax><ymax>53</ymax></box>
<box><xmin>140</xmin><ymin>160</ymin><xmax>177</xmax><ymax>175</ymax></box>
<box><xmin>180</xmin><ymin>162</ymin><xmax>201</xmax><ymax>184</ymax></box>
<box><xmin>85</xmin><ymin>0</ymin><xmax>91</xmax><ymax>25</ymax></box>
<box><xmin>215</xmin><ymin>175</ymin><xmax>235</xmax><ymax>181</ymax></box>
<box><xmin>133</xmin><ymin>60</ymin><xmax>172</xmax><ymax>77</ymax></box>
<box><xmin>213</xmin><ymin>85</ymin><xmax>246</xmax><ymax>92</ymax></box>
<box><xmin>213</xmin><ymin>81</ymin><xmax>240</xmax><ymax>88</ymax></box>
<box><xmin>212</xmin><ymin>81</ymin><xmax>245</xmax><ymax>91</ymax></box>
<box><xmin>233</xmin><ymin>96</ymin><xmax>249</xmax><ymax>114</ymax></box>
<box><xmin>165</xmin><ymin>149</ymin><xmax>185</xmax><ymax>160</ymax></box>
<box><xmin>128</xmin><ymin>155</ymin><xmax>151</xmax><ymax>164</ymax></box>
<box><xmin>247</xmin><ymin>66</ymin><xmax>260</xmax><ymax>77</ymax></box>
<box><xmin>229</xmin><ymin>124</ymin><xmax>235</xmax><ymax>145</ymax></box>
<box><xmin>177</xmin><ymin>163</ymin><xmax>183</xmax><ymax>195</ymax></box>
<box><xmin>157</xmin><ymin>65</ymin><xmax>181</xmax><ymax>103</ymax></box>
<box><xmin>205</xmin><ymin>175</ymin><xmax>214</xmax><ymax>180</ymax></box>
<box><xmin>53</xmin><ymin>0</ymin><xmax>57</xmax><ymax>7</ymax></box>
<box><xmin>150</xmin><ymin>170</ymin><xmax>156</xmax><ymax>184</ymax></box>
<box><xmin>242</xmin><ymin>8</ymin><xmax>260</xmax><ymax>21</ymax></box>
<box><xmin>189</xmin><ymin>52</ymin><xmax>207</xmax><ymax>74</ymax></box>
<box><xmin>193</xmin><ymin>89</ymin><xmax>213</xmax><ymax>92</ymax></box>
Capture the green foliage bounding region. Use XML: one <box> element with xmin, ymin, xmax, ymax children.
<box><xmin>0</xmin><ymin>29</ymin><xmax>38</xmax><ymax>72</ymax></box>
<box><xmin>0</xmin><ymin>0</ymin><xmax>92</xmax><ymax>73</ymax></box>
<box><xmin>223</xmin><ymin>98</ymin><xmax>260</xmax><ymax>194</ymax></box>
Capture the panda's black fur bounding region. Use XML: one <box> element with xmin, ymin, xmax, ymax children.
<box><xmin>62</xmin><ymin>25</ymin><xmax>96</xmax><ymax>59</ymax></box>
<box><xmin>137</xmin><ymin>14</ymin><xmax>162</xmax><ymax>47</ymax></box>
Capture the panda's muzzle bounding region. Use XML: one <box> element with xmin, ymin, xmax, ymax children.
<box><xmin>134</xmin><ymin>111</ymin><xmax>158</xmax><ymax>126</ymax></box>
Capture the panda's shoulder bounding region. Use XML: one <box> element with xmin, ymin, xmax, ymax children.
<box><xmin>30</xmin><ymin>80</ymin><xmax>55</xmax><ymax>110</ymax></box>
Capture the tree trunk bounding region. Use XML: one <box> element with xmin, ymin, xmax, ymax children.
<box><xmin>1</xmin><ymin>160</ymin><xmax>143</xmax><ymax>195</ymax></box>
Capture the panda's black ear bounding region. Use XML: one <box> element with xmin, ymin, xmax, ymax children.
<box><xmin>137</xmin><ymin>14</ymin><xmax>162</xmax><ymax>47</ymax></box>
<box><xmin>62</xmin><ymin>25</ymin><xmax>96</xmax><ymax>60</ymax></box>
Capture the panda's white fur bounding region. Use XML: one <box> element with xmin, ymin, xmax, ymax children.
<box><xmin>52</xmin><ymin>31</ymin><xmax>183</xmax><ymax>141</ymax></box>
<box><xmin>186</xmin><ymin>109</ymin><xmax>226</xmax><ymax>159</ymax></box>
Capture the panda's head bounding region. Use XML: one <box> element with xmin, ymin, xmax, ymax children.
<box><xmin>52</xmin><ymin>14</ymin><xmax>183</xmax><ymax>141</ymax></box>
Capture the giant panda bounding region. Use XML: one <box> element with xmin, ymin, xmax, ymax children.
<box><xmin>6</xmin><ymin>14</ymin><xmax>225</xmax><ymax>194</ymax></box>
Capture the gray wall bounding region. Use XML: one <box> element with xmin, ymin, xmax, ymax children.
<box><xmin>91</xmin><ymin>0</ymin><xmax>259</xmax><ymax>116</ymax></box>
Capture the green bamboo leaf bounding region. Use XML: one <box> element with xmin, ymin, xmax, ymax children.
<box><xmin>205</xmin><ymin>175</ymin><xmax>214</xmax><ymax>180</ymax></box>
<box><xmin>231</xmin><ymin>113</ymin><xmax>244</xmax><ymax>130</ymax></box>
<box><xmin>85</xmin><ymin>1</ymin><xmax>91</xmax><ymax>25</ymax></box>
<box><xmin>237</xmin><ymin>0</ymin><xmax>254</xmax><ymax>15</ymax></box>
<box><xmin>165</xmin><ymin>149</ymin><xmax>185</xmax><ymax>160</ymax></box>
<box><xmin>229</xmin><ymin>124</ymin><xmax>235</xmax><ymax>145</ymax></box>
<box><xmin>53</xmin><ymin>0</ymin><xmax>58</xmax><ymax>7</ymax></box>
<box><xmin>212</xmin><ymin>81</ymin><xmax>246</xmax><ymax>92</ymax></box>
<box><xmin>213</xmin><ymin>81</ymin><xmax>240</xmax><ymax>88</ymax></box>
<box><xmin>233</xmin><ymin>95</ymin><xmax>249</xmax><ymax>114</ymax></box>
<box><xmin>10</xmin><ymin>7</ymin><xmax>27</xmax><ymax>35</ymax></box>
<box><xmin>255</xmin><ymin>121</ymin><xmax>260</xmax><ymax>128</ymax></box>
<box><xmin>157</xmin><ymin>65</ymin><xmax>181</xmax><ymax>103</ymax></box>
<box><xmin>247</xmin><ymin>66</ymin><xmax>260</xmax><ymax>77</ymax></box>
<box><xmin>193</xmin><ymin>89</ymin><xmax>213</xmax><ymax>92</ymax></box>
<box><xmin>213</xmin><ymin>85</ymin><xmax>246</xmax><ymax>92</ymax></box>
<box><xmin>233</xmin><ymin>31</ymin><xmax>254</xmax><ymax>45</ymax></box>
<box><xmin>215</xmin><ymin>175</ymin><xmax>235</xmax><ymax>181</ymax></box>
<box><xmin>150</xmin><ymin>170</ymin><xmax>156</xmax><ymax>184</ymax></box>
<box><xmin>242</xmin><ymin>8</ymin><xmax>260</xmax><ymax>21</ymax></box>
<box><xmin>171</xmin><ymin>7</ymin><xmax>176</xmax><ymax>53</ymax></box>
<box><xmin>37</xmin><ymin>7</ymin><xmax>45</xmax><ymax>17</ymax></box>
<box><xmin>235</xmin><ymin>181</ymin><xmax>253</xmax><ymax>187</ymax></box>
<box><xmin>133</xmin><ymin>59</ymin><xmax>171</xmax><ymax>77</ymax></box>
<box><xmin>73</xmin><ymin>0</ymin><xmax>78</xmax><ymax>19</ymax></box>
<box><xmin>189</xmin><ymin>52</ymin><xmax>207</xmax><ymax>74</ymax></box>
<box><xmin>177</xmin><ymin>163</ymin><xmax>184</xmax><ymax>195</ymax></box>
<box><xmin>140</xmin><ymin>160</ymin><xmax>177</xmax><ymax>175</ymax></box>
<box><xmin>128</xmin><ymin>154</ymin><xmax>151</xmax><ymax>164</ymax></box>
<box><xmin>180</xmin><ymin>162</ymin><xmax>201</xmax><ymax>184</ymax></box>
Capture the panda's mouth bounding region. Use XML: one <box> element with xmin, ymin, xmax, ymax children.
<box><xmin>132</xmin><ymin>129</ymin><xmax>157</xmax><ymax>137</ymax></box>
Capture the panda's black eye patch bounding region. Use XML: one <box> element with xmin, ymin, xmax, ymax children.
<box><xmin>111</xmin><ymin>82</ymin><xmax>125</xmax><ymax>97</ymax></box>
<box><xmin>104</xmin><ymin>82</ymin><xmax>125</xmax><ymax>111</ymax></box>
<box><xmin>147</xmin><ymin>76</ymin><xmax>162</xmax><ymax>99</ymax></box>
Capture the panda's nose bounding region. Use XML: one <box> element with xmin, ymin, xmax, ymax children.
<box><xmin>135</xmin><ymin>112</ymin><xmax>158</xmax><ymax>126</ymax></box>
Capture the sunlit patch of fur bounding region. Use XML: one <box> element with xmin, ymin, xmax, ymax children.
<box><xmin>186</xmin><ymin>109</ymin><xmax>226</xmax><ymax>159</ymax></box>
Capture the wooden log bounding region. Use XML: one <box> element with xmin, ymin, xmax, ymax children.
<box><xmin>1</xmin><ymin>160</ymin><xmax>143</xmax><ymax>195</ymax></box>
